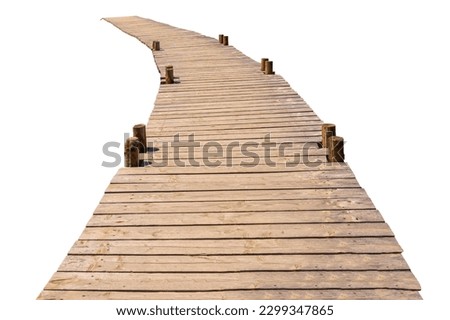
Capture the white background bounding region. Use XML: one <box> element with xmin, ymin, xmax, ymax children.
<box><xmin>1</xmin><ymin>0</ymin><xmax>449</xmax><ymax>318</ymax></box>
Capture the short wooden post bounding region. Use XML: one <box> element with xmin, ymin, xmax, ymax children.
<box><xmin>264</xmin><ymin>60</ymin><xmax>274</xmax><ymax>74</ymax></box>
<box><xmin>124</xmin><ymin>137</ymin><xmax>140</xmax><ymax>167</ymax></box>
<box><xmin>327</xmin><ymin>136</ymin><xmax>345</xmax><ymax>162</ymax></box>
<box><xmin>165</xmin><ymin>65</ymin><xmax>174</xmax><ymax>84</ymax></box>
<box><xmin>321</xmin><ymin>123</ymin><xmax>336</xmax><ymax>148</ymax></box>
<box><xmin>219</xmin><ymin>34</ymin><xmax>224</xmax><ymax>44</ymax></box>
<box><xmin>223</xmin><ymin>36</ymin><xmax>229</xmax><ymax>46</ymax></box>
<box><xmin>133</xmin><ymin>123</ymin><xmax>147</xmax><ymax>153</ymax></box>
<box><xmin>261</xmin><ymin>58</ymin><xmax>269</xmax><ymax>72</ymax></box>
<box><xmin>152</xmin><ymin>40</ymin><xmax>160</xmax><ymax>51</ymax></box>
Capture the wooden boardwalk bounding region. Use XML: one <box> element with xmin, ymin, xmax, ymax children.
<box><xmin>38</xmin><ymin>16</ymin><xmax>421</xmax><ymax>300</ymax></box>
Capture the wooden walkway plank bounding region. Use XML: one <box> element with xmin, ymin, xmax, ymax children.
<box><xmin>69</xmin><ymin>237</ymin><xmax>403</xmax><ymax>255</ymax></box>
<box><xmin>58</xmin><ymin>254</ymin><xmax>410</xmax><ymax>273</ymax></box>
<box><xmin>87</xmin><ymin>210</ymin><xmax>384</xmax><ymax>226</ymax></box>
<box><xmin>93</xmin><ymin>198</ymin><xmax>374</xmax><ymax>214</ymax></box>
<box><xmin>79</xmin><ymin>223</ymin><xmax>393</xmax><ymax>240</ymax></box>
<box><xmin>38</xmin><ymin>289</ymin><xmax>422</xmax><ymax>300</ymax></box>
<box><xmin>44</xmin><ymin>271</ymin><xmax>421</xmax><ymax>291</ymax></box>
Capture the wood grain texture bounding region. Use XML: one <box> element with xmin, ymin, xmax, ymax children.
<box><xmin>38</xmin><ymin>16</ymin><xmax>421</xmax><ymax>300</ymax></box>
<box><xmin>38</xmin><ymin>289</ymin><xmax>422</xmax><ymax>300</ymax></box>
<box><xmin>69</xmin><ymin>237</ymin><xmax>403</xmax><ymax>255</ymax></box>
<box><xmin>44</xmin><ymin>271</ymin><xmax>420</xmax><ymax>291</ymax></box>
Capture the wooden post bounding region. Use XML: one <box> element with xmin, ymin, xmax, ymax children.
<box><xmin>152</xmin><ymin>40</ymin><xmax>160</xmax><ymax>51</ymax></box>
<box><xmin>261</xmin><ymin>58</ymin><xmax>269</xmax><ymax>72</ymax></box>
<box><xmin>321</xmin><ymin>123</ymin><xmax>336</xmax><ymax>148</ymax></box>
<box><xmin>327</xmin><ymin>136</ymin><xmax>345</xmax><ymax>162</ymax></box>
<box><xmin>264</xmin><ymin>60</ymin><xmax>274</xmax><ymax>74</ymax></box>
<box><xmin>165</xmin><ymin>65</ymin><xmax>174</xmax><ymax>84</ymax></box>
<box><xmin>124</xmin><ymin>137</ymin><xmax>140</xmax><ymax>167</ymax></box>
<box><xmin>219</xmin><ymin>34</ymin><xmax>224</xmax><ymax>44</ymax></box>
<box><xmin>133</xmin><ymin>123</ymin><xmax>147</xmax><ymax>153</ymax></box>
<box><xmin>223</xmin><ymin>36</ymin><xmax>229</xmax><ymax>46</ymax></box>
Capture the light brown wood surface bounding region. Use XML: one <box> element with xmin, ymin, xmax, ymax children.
<box><xmin>38</xmin><ymin>15</ymin><xmax>421</xmax><ymax>300</ymax></box>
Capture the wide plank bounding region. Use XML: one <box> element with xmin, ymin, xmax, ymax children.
<box><xmin>38</xmin><ymin>288</ymin><xmax>422</xmax><ymax>300</ymax></box>
<box><xmin>101</xmin><ymin>188</ymin><xmax>368</xmax><ymax>202</ymax></box>
<box><xmin>117</xmin><ymin>161</ymin><xmax>350</xmax><ymax>174</ymax></box>
<box><xmin>69</xmin><ymin>237</ymin><xmax>402</xmax><ymax>255</ymax></box>
<box><xmin>44</xmin><ymin>271</ymin><xmax>420</xmax><ymax>291</ymax></box>
<box><xmin>79</xmin><ymin>223</ymin><xmax>393</xmax><ymax>240</ymax></box>
<box><xmin>87</xmin><ymin>210</ymin><xmax>383</xmax><ymax>227</ymax></box>
<box><xmin>94</xmin><ymin>198</ymin><xmax>374</xmax><ymax>214</ymax></box>
<box><xmin>59</xmin><ymin>253</ymin><xmax>409</xmax><ymax>273</ymax></box>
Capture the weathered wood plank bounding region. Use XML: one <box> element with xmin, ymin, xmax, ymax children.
<box><xmin>58</xmin><ymin>254</ymin><xmax>409</xmax><ymax>273</ymax></box>
<box><xmin>88</xmin><ymin>210</ymin><xmax>384</xmax><ymax>226</ymax></box>
<box><xmin>38</xmin><ymin>288</ymin><xmax>422</xmax><ymax>300</ymax></box>
<box><xmin>87</xmin><ymin>210</ymin><xmax>383</xmax><ymax>227</ymax></box>
<box><xmin>44</xmin><ymin>271</ymin><xmax>420</xmax><ymax>291</ymax></box>
<box><xmin>69</xmin><ymin>237</ymin><xmax>402</xmax><ymax>255</ymax></box>
<box><xmin>117</xmin><ymin>161</ymin><xmax>350</xmax><ymax>174</ymax></box>
<box><xmin>102</xmin><ymin>188</ymin><xmax>368</xmax><ymax>201</ymax></box>
<box><xmin>148</xmin><ymin>137</ymin><xmax>322</xmax><ymax>148</ymax></box>
<box><xmin>149</xmin><ymin>115</ymin><xmax>321</xmax><ymax>126</ymax></box>
<box><xmin>147</xmin><ymin>126</ymin><xmax>322</xmax><ymax>138</ymax></box>
<box><xmin>79</xmin><ymin>223</ymin><xmax>393</xmax><ymax>240</ymax></box>
<box><xmin>147</xmin><ymin>120</ymin><xmax>323</xmax><ymax>132</ymax></box>
<box><xmin>94</xmin><ymin>198</ymin><xmax>374</xmax><ymax>214</ymax></box>
<box><xmin>145</xmin><ymin>156</ymin><xmax>329</xmax><ymax>168</ymax></box>
<box><xmin>111</xmin><ymin>170</ymin><xmax>356</xmax><ymax>184</ymax></box>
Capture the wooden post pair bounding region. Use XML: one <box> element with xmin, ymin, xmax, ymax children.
<box><xmin>322</xmin><ymin>123</ymin><xmax>345</xmax><ymax>162</ymax></box>
<box><xmin>218</xmin><ymin>34</ymin><xmax>229</xmax><ymax>46</ymax></box>
<box><xmin>125</xmin><ymin>124</ymin><xmax>147</xmax><ymax>167</ymax></box>
<box><xmin>261</xmin><ymin>58</ymin><xmax>274</xmax><ymax>75</ymax></box>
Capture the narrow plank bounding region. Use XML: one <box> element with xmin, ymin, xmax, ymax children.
<box><xmin>147</xmin><ymin>120</ymin><xmax>323</xmax><ymax>131</ymax></box>
<box><xmin>150</xmin><ymin>111</ymin><xmax>317</xmax><ymax>122</ymax></box>
<box><xmin>87</xmin><ymin>210</ymin><xmax>383</xmax><ymax>227</ymax></box>
<box><xmin>58</xmin><ymin>254</ymin><xmax>409</xmax><ymax>273</ymax></box>
<box><xmin>94</xmin><ymin>198</ymin><xmax>373</xmax><ymax>214</ymax></box>
<box><xmin>148</xmin><ymin>137</ymin><xmax>322</xmax><ymax>147</ymax></box>
<box><xmin>117</xmin><ymin>161</ymin><xmax>350</xmax><ymax>175</ymax></box>
<box><xmin>145</xmin><ymin>155</ymin><xmax>329</xmax><ymax>168</ymax></box>
<box><xmin>108</xmin><ymin>179</ymin><xmax>358</xmax><ymax>192</ymax></box>
<box><xmin>101</xmin><ymin>188</ymin><xmax>368</xmax><ymax>203</ymax></box>
<box><xmin>152</xmin><ymin>104</ymin><xmax>312</xmax><ymax>113</ymax></box>
<box><xmin>151</xmin><ymin>109</ymin><xmax>316</xmax><ymax>120</ymax></box>
<box><xmin>69</xmin><ymin>237</ymin><xmax>403</xmax><ymax>255</ymax></box>
<box><xmin>147</xmin><ymin>126</ymin><xmax>322</xmax><ymax>136</ymax></box>
<box><xmin>79</xmin><ymin>223</ymin><xmax>393</xmax><ymax>240</ymax></box>
<box><xmin>148</xmin><ymin>136</ymin><xmax>322</xmax><ymax>147</ymax></box>
<box><xmin>148</xmin><ymin>115</ymin><xmax>320</xmax><ymax>126</ymax></box>
<box><xmin>38</xmin><ymin>288</ymin><xmax>422</xmax><ymax>300</ymax></box>
<box><xmin>44</xmin><ymin>271</ymin><xmax>421</xmax><ymax>291</ymax></box>
<box><xmin>111</xmin><ymin>170</ymin><xmax>355</xmax><ymax>184</ymax></box>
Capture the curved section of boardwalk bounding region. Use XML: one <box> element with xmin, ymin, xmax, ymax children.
<box><xmin>38</xmin><ymin>16</ymin><xmax>420</xmax><ymax>300</ymax></box>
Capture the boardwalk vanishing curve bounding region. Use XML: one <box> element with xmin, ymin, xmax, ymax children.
<box><xmin>38</xmin><ymin>16</ymin><xmax>421</xmax><ymax>300</ymax></box>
